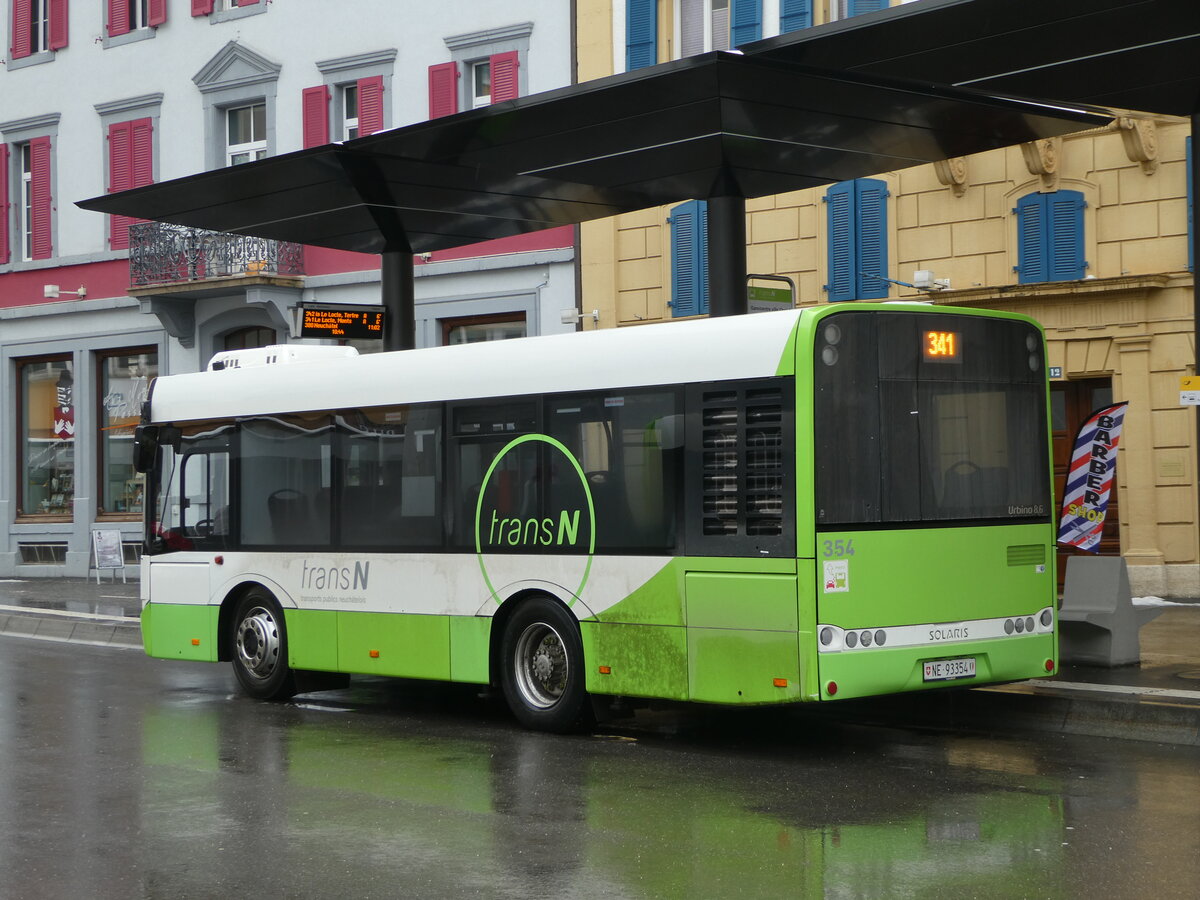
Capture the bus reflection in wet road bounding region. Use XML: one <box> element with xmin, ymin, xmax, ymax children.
<box><xmin>0</xmin><ymin>637</ymin><xmax>1196</xmax><ymax>899</ymax></box>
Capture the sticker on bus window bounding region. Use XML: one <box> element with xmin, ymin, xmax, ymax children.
<box><xmin>823</xmin><ymin>559</ymin><xmax>849</xmax><ymax>593</ymax></box>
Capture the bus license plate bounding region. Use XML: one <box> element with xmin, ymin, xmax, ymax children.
<box><xmin>923</xmin><ymin>657</ymin><xmax>976</xmax><ymax>682</ymax></box>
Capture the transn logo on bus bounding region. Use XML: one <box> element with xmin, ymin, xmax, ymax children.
<box><xmin>474</xmin><ymin>434</ymin><xmax>596</xmax><ymax>605</ymax></box>
<box><xmin>486</xmin><ymin>508</ymin><xmax>582</xmax><ymax>548</ymax></box>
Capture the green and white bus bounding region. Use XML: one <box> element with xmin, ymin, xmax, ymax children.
<box><xmin>133</xmin><ymin>304</ymin><xmax>1057</xmax><ymax>732</ymax></box>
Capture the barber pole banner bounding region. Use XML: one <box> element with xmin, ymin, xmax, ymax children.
<box><xmin>1057</xmin><ymin>402</ymin><xmax>1128</xmax><ymax>552</ymax></box>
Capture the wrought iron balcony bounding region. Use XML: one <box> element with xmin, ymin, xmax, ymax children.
<box><xmin>129</xmin><ymin>221</ymin><xmax>304</xmax><ymax>288</ymax></box>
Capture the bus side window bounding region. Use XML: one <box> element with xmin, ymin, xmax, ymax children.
<box><xmin>548</xmin><ymin>390</ymin><xmax>680</xmax><ymax>552</ymax></box>
<box><xmin>334</xmin><ymin>403</ymin><xmax>443</xmax><ymax>549</ymax></box>
<box><xmin>239</xmin><ymin>415</ymin><xmax>332</xmax><ymax>547</ymax></box>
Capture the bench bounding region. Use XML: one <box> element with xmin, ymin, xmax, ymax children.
<box><xmin>1059</xmin><ymin>555</ymin><xmax>1164</xmax><ymax>667</ymax></box>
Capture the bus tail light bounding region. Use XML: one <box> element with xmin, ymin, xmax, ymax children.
<box><xmin>826</xmin><ymin>681</ymin><xmax>838</xmax><ymax>697</ymax></box>
<box><xmin>1045</xmin><ymin>659</ymin><xmax>1055</xmax><ymax>673</ymax></box>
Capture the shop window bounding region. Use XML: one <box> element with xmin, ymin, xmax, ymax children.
<box><xmin>18</xmin><ymin>356</ymin><xmax>74</xmax><ymax>518</ymax></box>
<box><xmin>98</xmin><ymin>349</ymin><xmax>157</xmax><ymax>518</ymax></box>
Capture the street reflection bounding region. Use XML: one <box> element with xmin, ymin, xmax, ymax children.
<box><xmin>138</xmin><ymin>694</ymin><xmax>1076</xmax><ymax>898</ymax></box>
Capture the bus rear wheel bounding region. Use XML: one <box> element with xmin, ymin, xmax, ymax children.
<box><xmin>231</xmin><ymin>589</ymin><xmax>295</xmax><ymax>701</ymax></box>
<box><xmin>500</xmin><ymin>596</ymin><xmax>590</xmax><ymax>733</ymax></box>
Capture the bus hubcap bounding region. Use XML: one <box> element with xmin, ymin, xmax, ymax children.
<box><xmin>237</xmin><ymin>606</ymin><xmax>280</xmax><ymax>679</ymax></box>
<box><xmin>515</xmin><ymin>623</ymin><xmax>567</xmax><ymax>710</ymax></box>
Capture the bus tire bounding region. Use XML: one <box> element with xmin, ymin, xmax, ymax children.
<box><xmin>230</xmin><ymin>589</ymin><xmax>295</xmax><ymax>701</ymax></box>
<box><xmin>500</xmin><ymin>596</ymin><xmax>590</xmax><ymax>733</ymax></box>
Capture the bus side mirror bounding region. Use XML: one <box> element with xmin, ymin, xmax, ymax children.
<box><xmin>132</xmin><ymin>425</ymin><xmax>159</xmax><ymax>474</ymax></box>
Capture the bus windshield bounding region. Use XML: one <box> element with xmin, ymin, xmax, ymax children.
<box><xmin>814</xmin><ymin>312</ymin><xmax>1051</xmax><ymax>526</ymax></box>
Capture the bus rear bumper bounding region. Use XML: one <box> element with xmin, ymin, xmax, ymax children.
<box><xmin>816</xmin><ymin>633</ymin><xmax>1057</xmax><ymax>701</ymax></box>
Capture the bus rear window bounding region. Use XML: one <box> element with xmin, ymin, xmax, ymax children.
<box><xmin>814</xmin><ymin>312</ymin><xmax>1051</xmax><ymax>527</ymax></box>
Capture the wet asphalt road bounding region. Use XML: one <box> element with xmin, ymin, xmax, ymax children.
<box><xmin>1</xmin><ymin>635</ymin><xmax>1197</xmax><ymax>900</ymax></box>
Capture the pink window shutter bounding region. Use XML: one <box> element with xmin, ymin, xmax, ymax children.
<box><xmin>108</xmin><ymin>119</ymin><xmax>153</xmax><ymax>250</ymax></box>
<box><xmin>108</xmin><ymin>0</ymin><xmax>129</xmax><ymax>37</ymax></box>
<box><xmin>108</xmin><ymin>122</ymin><xmax>134</xmax><ymax>249</ymax></box>
<box><xmin>428</xmin><ymin>62</ymin><xmax>459</xmax><ymax>119</ymax></box>
<box><xmin>148</xmin><ymin>0</ymin><xmax>167</xmax><ymax>26</ymax></box>
<box><xmin>48</xmin><ymin>0</ymin><xmax>69</xmax><ymax>50</ymax></box>
<box><xmin>0</xmin><ymin>144</ymin><xmax>9</xmax><ymax>265</ymax></box>
<box><xmin>302</xmin><ymin>86</ymin><xmax>330</xmax><ymax>148</ymax></box>
<box><xmin>192</xmin><ymin>0</ymin><xmax>213</xmax><ymax>16</ymax></box>
<box><xmin>357</xmin><ymin>76</ymin><xmax>384</xmax><ymax>136</ymax></box>
<box><xmin>238</xmin><ymin>0</ymin><xmax>261</xmax><ymax>5</ymax></box>
<box><xmin>131</xmin><ymin>118</ymin><xmax>154</xmax><ymax>187</ymax></box>
<box><xmin>29</xmin><ymin>136</ymin><xmax>52</xmax><ymax>260</ymax></box>
<box><xmin>11</xmin><ymin>0</ymin><xmax>31</xmax><ymax>58</ymax></box>
<box><xmin>489</xmin><ymin>51</ymin><xmax>520</xmax><ymax>103</ymax></box>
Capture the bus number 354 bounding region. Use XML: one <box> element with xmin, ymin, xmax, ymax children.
<box><xmin>822</xmin><ymin>539</ymin><xmax>855</xmax><ymax>559</ymax></box>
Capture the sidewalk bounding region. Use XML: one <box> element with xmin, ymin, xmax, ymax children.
<box><xmin>2</xmin><ymin>577</ymin><xmax>1198</xmax><ymax>746</ymax></box>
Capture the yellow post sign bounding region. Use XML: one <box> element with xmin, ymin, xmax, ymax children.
<box><xmin>1180</xmin><ymin>376</ymin><xmax>1200</xmax><ymax>406</ymax></box>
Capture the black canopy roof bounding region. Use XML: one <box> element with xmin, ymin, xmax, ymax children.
<box><xmin>746</xmin><ymin>0</ymin><xmax>1200</xmax><ymax>117</ymax></box>
<box><xmin>79</xmin><ymin>50</ymin><xmax>1109</xmax><ymax>254</ymax></box>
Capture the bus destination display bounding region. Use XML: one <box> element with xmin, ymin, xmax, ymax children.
<box><xmin>301</xmin><ymin>306</ymin><xmax>385</xmax><ymax>339</ymax></box>
<box><xmin>923</xmin><ymin>330</ymin><xmax>960</xmax><ymax>363</ymax></box>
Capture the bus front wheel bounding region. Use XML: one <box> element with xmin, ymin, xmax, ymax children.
<box><xmin>500</xmin><ymin>596</ymin><xmax>590</xmax><ymax>733</ymax></box>
<box><xmin>231</xmin><ymin>589</ymin><xmax>296</xmax><ymax>701</ymax></box>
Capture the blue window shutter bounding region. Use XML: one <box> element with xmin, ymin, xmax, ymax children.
<box><xmin>730</xmin><ymin>0</ymin><xmax>762</xmax><ymax>46</ymax></box>
<box><xmin>671</xmin><ymin>200</ymin><xmax>710</xmax><ymax>317</ymax></box>
<box><xmin>1180</xmin><ymin>135</ymin><xmax>1190</xmax><ymax>273</ymax></box>
<box><xmin>855</xmin><ymin>178</ymin><xmax>889</xmax><ymax>299</ymax></box>
<box><xmin>1016</xmin><ymin>193</ymin><xmax>1047</xmax><ymax>284</ymax></box>
<box><xmin>780</xmin><ymin>0</ymin><xmax>812</xmax><ymax>32</ymax></box>
<box><xmin>1047</xmin><ymin>190</ymin><xmax>1086</xmax><ymax>281</ymax></box>
<box><xmin>699</xmin><ymin>201</ymin><xmax>710</xmax><ymax>314</ymax></box>
<box><xmin>847</xmin><ymin>0</ymin><xmax>887</xmax><ymax>15</ymax></box>
<box><xmin>626</xmin><ymin>0</ymin><xmax>658</xmax><ymax>71</ymax></box>
<box><xmin>825</xmin><ymin>182</ymin><xmax>856</xmax><ymax>302</ymax></box>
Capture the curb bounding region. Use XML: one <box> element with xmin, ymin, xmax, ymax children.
<box><xmin>815</xmin><ymin>681</ymin><xmax>1200</xmax><ymax>748</ymax></box>
<box><xmin>0</xmin><ymin>609</ymin><xmax>142</xmax><ymax>651</ymax></box>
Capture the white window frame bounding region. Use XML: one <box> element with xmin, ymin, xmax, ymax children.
<box><xmin>341</xmin><ymin>84</ymin><xmax>359</xmax><ymax>140</ymax></box>
<box><xmin>129</xmin><ymin>0</ymin><xmax>149</xmax><ymax>30</ymax></box>
<box><xmin>678</xmin><ymin>0</ymin><xmax>733</xmax><ymax>58</ymax></box>
<box><xmin>444</xmin><ymin>24</ymin><xmax>532</xmax><ymax>112</ymax></box>
<box><xmin>20</xmin><ymin>142</ymin><xmax>33</xmax><ymax>261</ymax></box>
<box><xmin>225</xmin><ymin>103</ymin><xmax>266</xmax><ymax>167</ymax></box>
<box><xmin>31</xmin><ymin>0</ymin><xmax>50</xmax><ymax>53</ymax></box>
<box><xmin>469</xmin><ymin>59</ymin><xmax>491</xmax><ymax>108</ymax></box>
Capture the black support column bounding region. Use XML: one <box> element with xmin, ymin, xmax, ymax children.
<box><xmin>707</xmin><ymin>194</ymin><xmax>748</xmax><ymax>317</ymax></box>
<box><xmin>381</xmin><ymin>250</ymin><xmax>416</xmax><ymax>351</ymax></box>
<box><xmin>1192</xmin><ymin>113</ymin><xmax>1200</xmax><ymax>556</ymax></box>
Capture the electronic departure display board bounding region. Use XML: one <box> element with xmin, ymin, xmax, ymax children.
<box><xmin>300</xmin><ymin>305</ymin><xmax>385</xmax><ymax>339</ymax></box>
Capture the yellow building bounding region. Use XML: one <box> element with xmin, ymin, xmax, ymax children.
<box><xmin>576</xmin><ymin>0</ymin><xmax>1198</xmax><ymax>597</ymax></box>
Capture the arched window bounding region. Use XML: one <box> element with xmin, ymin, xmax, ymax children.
<box><xmin>223</xmin><ymin>326</ymin><xmax>276</xmax><ymax>351</ymax></box>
